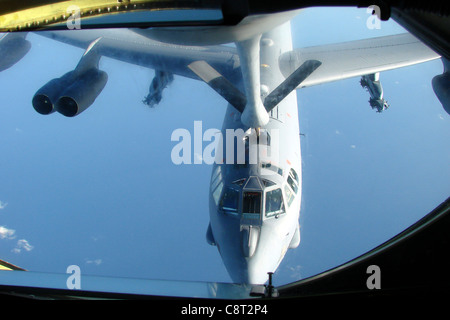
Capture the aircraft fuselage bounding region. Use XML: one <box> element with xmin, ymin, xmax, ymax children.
<box><xmin>207</xmin><ymin>22</ymin><xmax>302</xmax><ymax>284</ymax></box>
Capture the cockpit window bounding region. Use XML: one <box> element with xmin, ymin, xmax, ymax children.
<box><xmin>290</xmin><ymin>168</ymin><xmax>299</xmax><ymax>183</ymax></box>
<box><xmin>211</xmin><ymin>166</ymin><xmax>223</xmax><ymax>206</ymax></box>
<box><xmin>262</xmin><ymin>179</ymin><xmax>275</xmax><ymax>187</ymax></box>
<box><xmin>243</xmin><ymin>192</ymin><xmax>261</xmax><ymax>214</ymax></box>
<box><xmin>287</xmin><ymin>168</ymin><xmax>299</xmax><ymax>194</ymax></box>
<box><xmin>220</xmin><ymin>187</ymin><xmax>239</xmax><ymax>213</ymax></box>
<box><xmin>265</xmin><ymin>188</ymin><xmax>285</xmax><ymax>217</ymax></box>
<box><xmin>287</xmin><ymin>175</ymin><xmax>298</xmax><ymax>194</ymax></box>
<box><xmin>212</xmin><ymin>181</ymin><xmax>223</xmax><ymax>206</ymax></box>
<box><xmin>232</xmin><ymin>178</ymin><xmax>246</xmax><ymax>186</ymax></box>
<box><xmin>261</xmin><ymin>162</ymin><xmax>283</xmax><ymax>176</ymax></box>
<box><xmin>284</xmin><ymin>184</ymin><xmax>295</xmax><ymax>207</ymax></box>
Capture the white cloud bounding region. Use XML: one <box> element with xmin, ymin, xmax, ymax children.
<box><xmin>350</xmin><ymin>144</ymin><xmax>357</xmax><ymax>149</ymax></box>
<box><xmin>0</xmin><ymin>201</ymin><xmax>7</xmax><ymax>210</ymax></box>
<box><xmin>12</xmin><ymin>239</ymin><xmax>34</xmax><ymax>254</ymax></box>
<box><xmin>85</xmin><ymin>258</ymin><xmax>102</xmax><ymax>266</ymax></box>
<box><xmin>1</xmin><ymin>226</ymin><xmax>34</xmax><ymax>254</ymax></box>
<box><xmin>0</xmin><ymin>226</ymin><xmax>16</xmax><ymax>239</ymax></box>
<box><xmin>287</xmin><ymin>264</ymin><xmax>303</xmax><ymax>279</ymax></box>
<box><xmin>0</xmin><ymin>203</ymin><xmax>34</xmax><ymax>254</ymax></box>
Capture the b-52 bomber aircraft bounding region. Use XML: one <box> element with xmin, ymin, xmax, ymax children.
<box><xmin>0</xmin><ymin>8</ymin><xmax>444</xmax><ymax>284</ymax></box>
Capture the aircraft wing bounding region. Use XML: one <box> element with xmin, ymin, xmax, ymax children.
<box><xmin>35</xmin><ymin>30</ymin><xmax>440</xmax><ymax>92</ymax></box>
<box><xmin>37</xmin><ymin>29</ymin><xmax>242</xmax><ymax>83</ymax></box>
<box><xmin>279</xmin><ymin>33</ymin><xmax>441</xmax><ymax>88</ymax></box>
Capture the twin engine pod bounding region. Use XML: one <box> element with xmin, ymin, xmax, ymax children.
<box><xmin>432</xmin><ymin>58</ymin><xmax>450</xmax><ymax>115</ymax></box>
<box><xmin>32</xmin><ymin>68</ymin><xmax>108</xmax><ymax>117</ymax></box>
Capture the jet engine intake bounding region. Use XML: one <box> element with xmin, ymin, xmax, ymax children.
<box><xmin>32</xmin><ymin>71</ymin><xmax>76</xmax><ymax>115</ymax></box>
<box><xmin>32</xmin><ymin>68</ymin><xmax>108</xmax><ymax>116</ymax></box>
<box><xmin>56</xmin><ymin>69</ymin><xmax>108</xmax><ymax>117</ymax></box>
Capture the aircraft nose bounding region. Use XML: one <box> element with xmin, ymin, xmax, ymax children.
<box><xmin>225</xmin><ymin>249</ymin><xmax>273</xmax><ymax>284</ymax></box>
<box><xmin>238</xmin><ymin>225</ymin><xmax>271</xmax><ymax>284</ymax></box>
<box><xmin>245</xmin><ymin>259</ymin><xmax>270</xmax><ymax>284</ymax></box>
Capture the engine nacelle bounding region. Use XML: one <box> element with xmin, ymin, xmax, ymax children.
<box><xmin>32</xmin><ymin>71</ymin><xmax>76</xmax><ymax>115</ymax></box>
<box><xmin>432</xmin><ymin>58</ymin><xmax>450</xmax><ymax>115</ymax></box>
<box><xmin>33</xmin><ymin>37</ymin><xmax>107</xmax><ymax>117</ymax></box>
<box><xmin>360</xmin><ymin>73</ymin><xmax>389</xmax><ymax>113</ymax></box>
<box><xmin>55</xmin><ymin>69</ymin><xmax>108</xmax><ymax>117</ymax></box>
<box><xmin>0</xmin><ymin>33</ymin><xmax>31</xmax><ymax>72</ymax></box>
<box><xmin>32</xmin><ymin>68</ymin><xmax>108</xmax><ymax>117</ymax></box>
<box><xmin>143</xmin><ymin>70</ymin><xmax>174</xmax><ymax>107</ymax></box>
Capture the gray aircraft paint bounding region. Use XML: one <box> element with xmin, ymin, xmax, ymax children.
<box><xmin>208</xmin><ymin>22</ymin><xmax>302</xmax><ymax>284</ymax></box>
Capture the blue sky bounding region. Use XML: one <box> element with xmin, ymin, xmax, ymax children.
<box><xmin>1</xmin><ymin>7</ymin><xmax>449</xmax><ymax>289</ymax></box>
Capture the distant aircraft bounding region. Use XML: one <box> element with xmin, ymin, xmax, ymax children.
<box><xmin>0</xmin><ymin>9</ymin><xmax>443</xmax><ymax>284</ymax></box>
